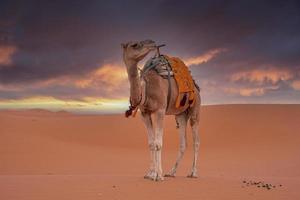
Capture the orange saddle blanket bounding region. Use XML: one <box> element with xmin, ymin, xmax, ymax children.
<box><xmin>164</xmin><ymin>55</ymin><xmax>195</xmax><ymax>108</ymax></box>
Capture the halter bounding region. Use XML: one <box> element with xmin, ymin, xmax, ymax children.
<box><xmin>125</xmin><ymin>44</ymin><xmax>168</xmax><ymax>118</ymax></box>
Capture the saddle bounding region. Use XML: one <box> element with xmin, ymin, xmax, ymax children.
<box><xmin>142</xmin><ymin>55</ymin><xmax>199</xmax><ymax>108</ymax></box>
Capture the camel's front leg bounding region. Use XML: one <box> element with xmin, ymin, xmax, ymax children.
<box><xmin>140</xmin><ymin>112</ymin><xmax>155</xmax><ymax>179</ymax></box>
<box><xmin>152</xmin><ymin>109</ymin><xmax>165</xmax><ymax>181</ymax></box>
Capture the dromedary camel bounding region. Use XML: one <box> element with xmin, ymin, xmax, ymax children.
<box><xmin>122</xmin><ymin>39</ymin><xmax>200</xmax><ymax>181</ymax></box>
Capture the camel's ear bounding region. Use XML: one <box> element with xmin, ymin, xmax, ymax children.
<box><xmin>121</xmin><ymin>43</ymin><xmax>128</xmax><ymax>49</ymax></box>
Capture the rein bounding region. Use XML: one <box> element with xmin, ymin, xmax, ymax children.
<box><xmin>125</xmin><ymin>90</ymin><xmax>143</xmax><ymax>118</ymax></box>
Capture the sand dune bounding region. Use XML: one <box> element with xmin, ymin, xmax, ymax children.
<box><xmin>0</xmin><ymin>105</ymin><xmax>299</xmax><ymax>199</ymax></box>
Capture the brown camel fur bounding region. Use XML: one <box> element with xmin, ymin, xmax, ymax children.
<box><xmin>122</xmin><ymin>39</ymin><xmax>201</xmax><ymax>181</ymax></box>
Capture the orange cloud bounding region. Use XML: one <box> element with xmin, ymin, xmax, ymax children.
<box><xmin>225</xmin><ymin>86</ymin><xmax>279</xmax><ymax>97</ymax></box>
<box><xmin>75</xmin><ymin>64</ymin><xmax>128</xmax><ymax>90</ymax></box>
<box><xmin>239</xmin><ymin>88</ymin><xmax>265</xmax><ymax>96</ymax></box>
<box><xmin>184</xmin><ymin>48</ymin><xmax>225</xmax><ymax>66</ymax></box>
<box><xmin>291</xmin><ymin>80</ymin><xmax>300</xmax><ymax>90</ymax></box>
<box><xmin>30</xmin><ymin>63</ymin><xmax>127</xmax><ymax>90</ymax></box>
<box><xmin>0</xmin><ymin>63</ymin><xmax>129</xmax><ymax>99</ymax></box>
<box><xmin>230</xmin><ymin>68</ymin><xmax>293</xmax><ymax>85</ymax></box>
<box><xmin>0</xmin><ymin>45</ymin><xmax>17</xmax><ymax>66</ymax></box>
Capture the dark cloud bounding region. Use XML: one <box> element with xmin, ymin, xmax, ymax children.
<box><xmin>0</xmin><ymin>0</ymin><xmax>300</xmax><ymax>103</ymax></box>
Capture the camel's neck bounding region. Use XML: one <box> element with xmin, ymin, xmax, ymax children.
<box><xmin>125</xmin><ymin>60</ymin><xmax>141</xmax><ymax>106</ymax></box>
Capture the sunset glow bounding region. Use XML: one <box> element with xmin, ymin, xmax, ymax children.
<box><xmin>0</xmin><ymin>1</ymin><xmax>299</xmax><ymax>113</ymax></box>
<box><xmin>0</xmin><ymin>96</ymin><xmax>129</xmax><ymax>114</ymax></box>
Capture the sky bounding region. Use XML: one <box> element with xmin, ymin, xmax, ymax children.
<box><xmin>0</xmin><ymin>0</ymin><xmax>300</xmax><ymax>113</ymax></box>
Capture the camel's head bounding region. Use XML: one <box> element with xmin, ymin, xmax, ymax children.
<box><xmin>122</xmin><ymin>39</ymin><xmax>156</xmax><ymax>64</ymax></box>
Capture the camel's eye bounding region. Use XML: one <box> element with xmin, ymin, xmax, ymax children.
<box><xmin>131</xmin><ymin>43</ymin><xmax>139</xmax><ymax>48</ymax></box>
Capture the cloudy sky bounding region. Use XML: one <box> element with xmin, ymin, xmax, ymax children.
<box><xmin>0</xmin><ymin>0</ymin><xmax>300</xmax><ymax>113</ymax></box>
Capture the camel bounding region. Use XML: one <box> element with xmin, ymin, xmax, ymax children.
<box><xmin>122</xmin><ymin>39</ymin><xmax>201</xmax><ymax>181</ymax></box>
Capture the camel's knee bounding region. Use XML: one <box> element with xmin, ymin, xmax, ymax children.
<box><xmin>190</xmin><ymin>125</ymin><xmax>200</xmax><ymax>150</ymax></box>
<box><xmin>149</xmin><ymin>141</ymin><xmax>162</xmax><ymax>151</ymax></box>
<box><xmin>148</xmin><ymin>142</ymin><xmax>155</xmax><ymax>151</ymax></box>
<box><xmin>190</xmin><ymin>117</ymin><xmax>199</xmax><ymax>126</ymax></box>
<box><xmin>155</xmin><ymin>142</ymin><xmax>162</xmax><ymax>151</ymax></box>
<box><xmin>194</xmin><ymin>139</ymin><xmax>200</xmax><ymax>149</ymax></box>
<box><xmin>192</xmin><ymin>133</ymin><xmax>200</xmax><ymax>149</ymax></box>
<box><xmin>179</xmin><ymin>142</ymin><xmax>186</xmax><ymax>153</ymax></box>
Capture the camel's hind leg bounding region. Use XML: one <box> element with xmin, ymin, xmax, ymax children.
<box><xmin>187</xmin><ymin>105</ymin><xmax>200</xmax><ymax>178</ymax></box>
<box><xmin>165</xmin><ymin>112</ymin><xmax>188</xmax><ymax>177</ymax></box>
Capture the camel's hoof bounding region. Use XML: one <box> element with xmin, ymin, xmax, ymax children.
<box><xmin>164</xmin><ymin>174</ymin><xmax>175</xmax><ymax>178</ymax></box>
<box><xmin>146</xmin><ymin>176</ymin><xmax>164</xmax><ymax>181</ymax></box>
<box><xmin>187</xmin><ymin>172</ymin><xmax>198</xmax><ymax>178</ymax></box>
<box><xmin>144</xmin><ymin>171</ymin><xmax>164</xmax><ymax>181</ymax></box>
<box><xmin>144</xmin><ymin>170</ymin><xmax>155</xmax><ymax>180</ymax></box>
<box><xmin>144</xmin><ymin>175</ymin><xmax>151</xmax><ymax>179</ymax></box>
<box><xmin>155</xmin><ymin>175</ymin><xmax>164</xmax><ymax>181</ymax></box>
<box><xmin>187</xmin><ymin>175</ymin><xmax>198</xmax><ymax>178</ymax></box>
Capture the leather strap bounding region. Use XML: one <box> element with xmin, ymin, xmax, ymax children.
<box><xmin>163</xmin><ymin>55</ymin><xmax>172</xmax><ymax>112</ymax></box>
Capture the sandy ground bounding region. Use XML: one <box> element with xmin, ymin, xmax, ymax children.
<box><xmin>0</xmin><ymin>105</ymin><xmax>299</xmax><ymax>200</ymax></box>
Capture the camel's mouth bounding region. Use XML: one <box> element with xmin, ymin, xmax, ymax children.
<box><xmin>123</xmin><ymin>39</ymin><xmax>157</xmax><ymax>61</ymax></box>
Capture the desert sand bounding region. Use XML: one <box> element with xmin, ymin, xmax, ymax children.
<box><xmin>0</xmin><ymin>105</ymin><xmax>300</xmax><ymax>200</ymax></box>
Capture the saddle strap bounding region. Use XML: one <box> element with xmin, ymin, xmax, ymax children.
<box><xmin>164</xmin><ymin>55</ymin><xmax>172</xmax><ymax>112</ymax></box>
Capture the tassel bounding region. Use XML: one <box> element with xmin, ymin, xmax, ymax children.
<box><xmin>125</xmin><ymin>108</ymin><xmax>133</xmax><ymax>118</ymax></box>
<box><xmin>125</xmin><ymin>105</ymin><xmax>138</xmax><ymax>118</ymax></box>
